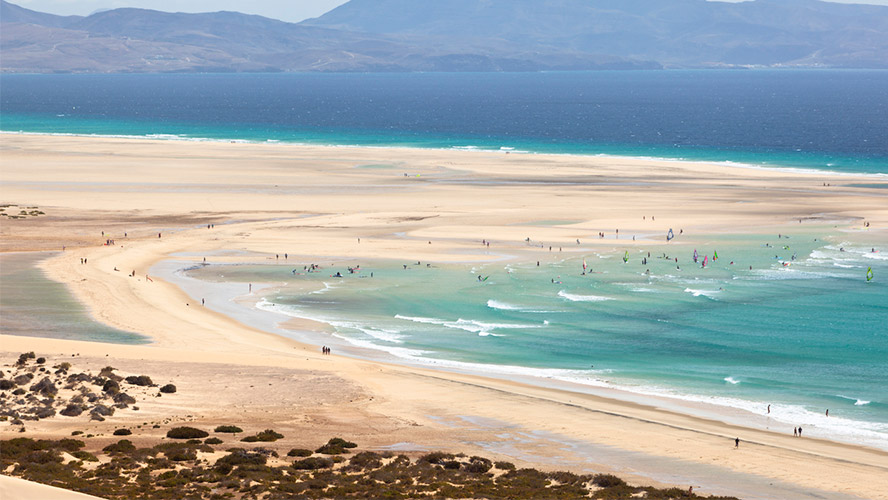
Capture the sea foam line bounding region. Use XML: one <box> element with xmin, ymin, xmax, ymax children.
<box><xmin>394</xmin><ymin>314</ymin><xmax>541</xmax><ymax>336</ymax></box>
<box><xmin>557</xmin><ymin>291</ymin><xmax>613</xmax><ymax>302</ymax></box>
<box><xmin>486</xmin><ymin>299</ymin><xmax>559</xmax><ymax>313</ymax></box>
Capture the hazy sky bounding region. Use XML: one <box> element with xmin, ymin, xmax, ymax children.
<box><xmin>12</xmin><ymin>0</ymin><xmax>888</xmax><ymax>23</ymax></box>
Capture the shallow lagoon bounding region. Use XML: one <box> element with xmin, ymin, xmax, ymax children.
<box><xmin>184</xmin><ymin>228</ymin><xmax>888</xmax><ymax>449</ymax></box>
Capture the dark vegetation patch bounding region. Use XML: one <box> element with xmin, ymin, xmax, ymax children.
<box><xmin>166</xmin><ymin>427</ymin><xmax>209</xmax><ymax>439</ymax></box>
<box><xmin>1</xmin><ymin>434</ymin><xmax>741</xmax><ymax>500</ymax></box>
<box><xmin>124</xmin><ymin>375</ymin><xmax>154</xmax><ymax>387</ymax></box>
<box><xmin>314</xmin><ymin>436</ymin><xmax>357</xmax><ymax>454</ymax></box>
<box><xmin>1</xmin><ymin>354</ymin><xmax>738</xmax><ymax>499</ymax></box>
<box><xmin>240</xmin><ymin>429</ymin><xmax>283</xmax><ymax>443</ymax></box>
<box><xmin>213</xmin><ymin>425</ymin><xmax>242</xmax><ymax>434</ymax></box>
<box><xmin>287</xmin><ymin>448</ymin><xmax>313</xmax><ymax>457</ymax></box>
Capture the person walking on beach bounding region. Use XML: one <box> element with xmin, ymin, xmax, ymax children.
<box><xmin>794</xmin><ymin>427</ymin><xmax>798</xmax><ymax>437</ymax></box>
<box><xmin>798</xmin><ymin>426</ymin><xmax>803</xmax><ymax>437</ymax></box>
<box><xmin>735</xmin><ymin>437</ymin><xmax>740</xmax><ymax>448</ymax></box>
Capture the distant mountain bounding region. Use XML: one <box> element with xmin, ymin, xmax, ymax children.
<box><xmin>305</xmin><ymin>0</ymin><xmax>888</xmax><ymax>68</ymax></box>
<box><xmin>1</xmin><ymin>0</ymin><xmax>886</xmax><ymax>73</ymax></box>
<box><xmin>1</xmin><ymin>0</ymin><xmax>82</xmax><ymax>28</ymax></box>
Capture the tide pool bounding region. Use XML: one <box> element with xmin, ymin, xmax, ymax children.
<box><xmin>185</xmin><ymin>229</ymin><xmax>888</xmax><ymax>450</ymax></box>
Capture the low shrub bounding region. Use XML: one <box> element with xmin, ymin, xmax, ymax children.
<box><xmin>214</xmin><ymin>425</ymin><xmax>242</xmax><ymax>434</ymax></box>
<box><xmin>167</xmin><ymin>448</ymin><xmax>197</xmax><ymax>461</ymax></box>
<box><xmin>59</xmin><ymin>404</ymin><xmax>83</xmax><ymax>417</ymax></box>
<box><xmin>16</xmin><ymin>352</ymin><xmax>35</xmax><ymax>366</ymax></box>
<box><xmin>420</xmin><ymin>452</ymin><xmax>455</xmax><ymax>465</ymax></box>
<box><xmin>205</xmin><ymin>437</ymin><xmax>223</xmax><ymax>445</ymax></box>
<box><xmin>292</xmin><ymin>457</ymin><xmax>333</xmax><ymax>470</ymax></box>
<box><xmin>125</xmin><ymin>375</ymin><xmax>154</xmax><ymax>387</ymax></box>
<box><xmin>159</xmin><ymin>384</ymin><xmax>176</xmax><ymax>394</ymax></box>
<box><xmin>593</xmin><ymin>473</ymin><xmax>627</xmax><ymax>488</ymax></box>
<box><xmin>101</xmin><ymin>379</ymin><xmax>119</xmax><ymax>395</ymax></box>
<box><xmin>495</xmin><ymin>460</ymin><xmax>516</xmax><ymax>471</ymax></box>
<box><xmin>71</xmin><ymin>450</ymin><xmax>98</xmax><ymax>462</ymax></box>
<box><xmin>166</xmin><ymin>427</ymin><xmax>209</xmax><ymax>439</ymax></box>
<box><xmin>287</xmin><ymin>448</ymin><xmax>313</xmax><ymax>457</ymax></box>
<box><xmin>102</xmin><ymin>439</ymin><xmax>135</xmax><ymax>453</ymax></box>
<box><xmin>112</xmin><ymin>429</ymin><xmax>132</xmax><ymax>436</ymax></box>
<box><xmin>466</xmin><ymin>456</ymin><xmax>493</xmax><ymax>473</ymax></box>
<box><xmin>315</xmin><ymin>437</ymin><xmax>357</xmax><ymax>454</ymax></box>
<box><xmin>241</xmin><ymin>429</ymin><xmax>283</xmax><ymax>443</ymax></box>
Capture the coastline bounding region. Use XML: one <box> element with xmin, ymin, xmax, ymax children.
<box><xmin>2</xmin><ymin>134</ymin><xmax>888</xmax><ymax>499</ymax></box>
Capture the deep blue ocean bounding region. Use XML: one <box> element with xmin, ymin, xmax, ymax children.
<box><xmin>2</xmin><ymin>71</ymin><xmax>887</xmax><ymax>173</ymax></box>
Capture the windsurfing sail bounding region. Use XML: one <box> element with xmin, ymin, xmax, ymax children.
<box><xmin>867</xmin><ymin>267</ymin><xmax>874</xmax><ymax>282</ymax></box>
<box><xmin>693</xmin><ymin>249</ymin><xmax>698</xmax><ymax>263</ymax></box>
<box><xmin>583</xmin><ymin>259</ymin><xmax>587</xmax><ymax>271</ymax></box>
<box><xmin>702</xmin><ymin>255</ymin><xmax>708</xmax><ymax>268</ymax></box>
<box><xmin>623</xmin><ymin>251</ymin><xmax>629</xmax><ymax>263</ymax></box>
<box><xmin>713</xmin><ymin>250</ymin><xmax>719</xmax><ymax>261</ymax></box>
<box><xmin>667</xmin><ymin>228</ymin><xmax>674</xmax><ymax>242</ymax></box>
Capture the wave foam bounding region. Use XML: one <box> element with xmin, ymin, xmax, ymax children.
<box><xmin>837</xmin><ymin>395</ymin><xmax>872</xmax><ymax>406</ymax></box>
<box><xmin>486</xmin><ymin>299</ymin><xmax>559</xmax><ymax>313</ymax></box>
<box><xmin>557</xmin><ymin>291</ymin><xmax>613</xmax><ymax>302</ymax></box>
<box><xmin>395</xmin><ymin>314</ymin><xmax>540</xmax><ymax>336</ymax></box>
<box><xmin>685</xmin><ymin>288</ymin><xmax>721</xmax><ymax>298</ymax></box>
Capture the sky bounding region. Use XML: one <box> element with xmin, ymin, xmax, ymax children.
<box><xmin>10</xmin><ymin>0</ymin><xmax>888</xmax><ymax>23</ymax></box>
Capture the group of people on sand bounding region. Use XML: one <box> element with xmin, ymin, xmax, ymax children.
<box><xmin>321</xmin><ymin>346</ymin><xmax>332</xmax><ymax>355</ymax></box>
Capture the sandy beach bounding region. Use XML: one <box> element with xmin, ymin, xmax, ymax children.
<box><xmin>2</xmin><ymin>134</ymin><xmax>887</xmax><ymax>499</ymax></box>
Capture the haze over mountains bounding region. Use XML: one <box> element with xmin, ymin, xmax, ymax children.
<box><xmin>2</xmin><ymin>0</ymin><xmax>887</xmax><ymax>73</ymax></box>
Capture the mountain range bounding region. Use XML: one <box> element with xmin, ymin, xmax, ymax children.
<box><xmin>2</xmin><ymin>0</ymin><xmax>887</xmax><ymax>73</ymax></box>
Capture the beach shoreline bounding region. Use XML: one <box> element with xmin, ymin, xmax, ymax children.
<box><xmin>3</xmin><ymin>129</ymin><xmax>888</xmax><ymax>180</ymax></box>
<box><xmin>2</xmin><ymin>134</ymin><xmax>887</xmax><ymax>499</ymax></box>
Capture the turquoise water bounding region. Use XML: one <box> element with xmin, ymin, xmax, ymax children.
<box><xmin>0</xmin><ymin>253</ymin><xmax>148</xmax><ymax>345</ymax></box>
<box><xmin>187</xmin><ymin>230</ymin><xmax>888</xmax><ymax>449</ymax></box>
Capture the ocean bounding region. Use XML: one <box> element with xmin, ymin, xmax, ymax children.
<box><xmin>2</xmin><ymin>70</ymin><xmax>887</xmax><ymax>449</ymax></box>
<box><xmin>2</xmin><ymin>70</ymin><xmax>888</xmax><ymax>173</ymax></box>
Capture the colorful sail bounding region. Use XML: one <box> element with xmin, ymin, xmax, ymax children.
<box><xmin>693</xmin><ymin>249</ymin><xmax>698</xmax><ymax>263</ymax></box>
<box><xmin>713</xmin><ymin>250</ymin><xmax>718</xmax><ymax>261</ymax></box>
<box><xmin>583</xmin><ymin>259</ymin><xmax>587</xmax><ymax>271</ymax></box>
<box><xmin>623</xmin><ymin>251</ymin><xmax>629</xmax><ymax>263</ymax></box>
<box><xmin>702</xmin><ymin>255</ymin><xmax>708</xmax><ymax>268</ymax></box>
<box><xmin>867</xmin><ymin>267</ymin><xmax>874</xmax><ymax>282</ymax></box>
<box><xmin>667</xmin><ymin>228</ymin><xmax>674</xmax><ymax>241</ymax></box>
